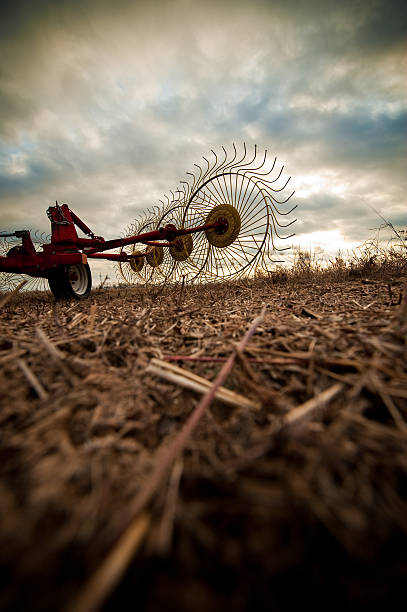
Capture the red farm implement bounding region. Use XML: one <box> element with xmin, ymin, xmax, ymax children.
<box><xmin>0</xmin><ymin>145</ymin><xmax>297</xmax><ymax>299</ymax></box>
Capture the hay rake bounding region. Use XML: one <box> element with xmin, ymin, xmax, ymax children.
<box><xmin>0</xmin><ymin>145</ymin><xmax>296</xmax><ymax>299</ymax></box>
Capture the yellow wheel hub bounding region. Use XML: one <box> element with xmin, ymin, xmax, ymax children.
<box><xmin>129</xmin><ymin>249</ymin><xmax>144</xmax><ymax>273</ymax></box>
<box><xmin>146</xmin><ymin>246</ymin><xmax>164</xmax><ymax>267</ymax></box>
<box><xmin>169</xmin><ymin>234</ymin><xmax>193</xmax><ymax>261</ymax></box>
<box><xmin>204</xmin><ymin>204</ymin><xmax>241</xmax><ymax>248</ymax></box>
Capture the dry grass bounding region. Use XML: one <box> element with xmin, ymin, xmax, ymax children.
<box><xmin>0</xmin><ymin>250</ymin><xmax>407</xmax><ymax>611</ymax></box>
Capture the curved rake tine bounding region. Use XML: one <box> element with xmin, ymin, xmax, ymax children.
<box><xmin>269</xmin><ymin>212</ymin><xmax>296</xmax><ymax>240</ymax></box>
<box><xmin>210</xmin><ymin>145</ymin><xmax>228</xmax><ymax>177</ymax></box>
<box><xmin>269</xmin><ymin>211</ymin><xmax>298</xmax><ymax>229</ymax></box>
<box><xmin>255</xmin><ymin>163</ymin><xmax>285</xmax><ymax>187</ymax></box>
<box><xmin>218</xmin><ymin>143</ymin><xmax>238</xmax><ymax>174</ymax></box>
<box><xmin>187</xmin><ymin>169</ymin><xmax>199</xmax><ymax>193</ymax></box>
<box><xmin>198</xmin><ymin>156</ymin><xmax>211</xmax><ymax>187</ymax></box>
<box><xmin>268</xmin><ymin>198</ymin><xmax>297</xmax><ymax>217</ymax></box>
<box><xmin>179</xmin><ymin>181</ymin><xmax>189</xmax><ymax>200</ymax></box>
<box><xmin>261</xmin><ymin>174</ymin><xmax>291</xmax><ymax>193</ymax></box>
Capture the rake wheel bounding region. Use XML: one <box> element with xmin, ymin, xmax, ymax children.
<box><xmin>129</xmin><ymin>250</ymin><xmax>144</xmax><ymax>273</ymax></box>
<box><xmin>0</xmin><ymin>231</ymin><xmax>51</xmax><ymax>293</ymax></box>
<box><xmin>177</xmin><ymin>144</ymin><xmax>297</xmax><ymax>280</ymax></box>
<box><xmin>118</xmin><ymin>215</ymin><xmax>162</xmax><ymax>285</ymax></box>
<box><xmin>204</xmin><ymin>204</ymin><xmax>241</xmax><ymax>248</ymax></box>
<box><xmin>145</xmin><ymin>246</ymin><xmax>164</xmax><ymax>267</ymax></box>
<box><xmin>181</xmin><ymin>178</ymin><xmax>269</xmax><ymax>280</ymax></box>
<box><xmin>151</xmin><ymin>200</ymin><xmax>203</xmax><ymax>283</ymax></box>
<box><xmin>117</xmin><ymin>144</ymin><xmax>297</xmax><ymax>287</ymax></box>
<box><xmin>169</xmin><ymin>234</ymin><xmax>193</xmax><ymax>261</ymax></box>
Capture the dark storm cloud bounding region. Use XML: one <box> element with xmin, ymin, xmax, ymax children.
<box><xmin>0</xmin><ymin>0</ymin><xmax>406</xmax><ymax>266</ymax></box>
<box><xmin>356</xmin><ymin>0</ymin><xmax>407</xmax><ymax>52</ymax></box>
<box><xmin>296</xmin><ymin>193</ymin><xmax>375</xmax><ymax>239</ymax></box>
<box><xmin>324</xmin><ymin>109</ymin><xmax>407</xmax><ymax>166</ymax></box>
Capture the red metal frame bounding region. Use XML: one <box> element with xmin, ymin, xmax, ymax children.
<box><xmin>0</xmin><ymin>202</ymin><xmax>227</xmax><ymax>279</ymax></box>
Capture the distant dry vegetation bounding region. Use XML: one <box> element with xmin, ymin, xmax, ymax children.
<box><xmin>0</xmin><ymin>238</ymin><xmax>406</xmax><ymax>611</ymax></box>
<box><xmin>261</xmin><ymin>227</ymin><xmax>407</xmax><ymax>286</ymax></box>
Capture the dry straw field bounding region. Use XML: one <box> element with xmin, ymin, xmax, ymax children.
<box><xmin>1</xmin><ymin>248</ymin><xmax>406</xmax><ymax>611</ymax></box>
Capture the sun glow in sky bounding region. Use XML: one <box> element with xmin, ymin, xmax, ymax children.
<box><xmin>0</xmin><ymin>0</ymin><xmax>406</xmax><ymax>281</ymax></box>
<box><xmin>291</xmin><ymin>230</ymin><xmax>361</xmax><ymax>258</ymax></box>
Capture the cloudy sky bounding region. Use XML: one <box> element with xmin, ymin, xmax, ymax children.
<box><xmin>1</xmin><ymin>0</ymin><xmax>406</xmax><ymax>279</ymax></box>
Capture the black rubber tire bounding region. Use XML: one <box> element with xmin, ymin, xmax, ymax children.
<box><xmin>48</xmin><ymin>263</ymin><xmax>92</xmax><ymax>300</ymax></box>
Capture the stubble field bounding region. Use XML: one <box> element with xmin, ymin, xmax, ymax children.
<box><xmin>1</xmin><ymin>269</ymin><xmax>406</xmax><ymax>611</ymax></box>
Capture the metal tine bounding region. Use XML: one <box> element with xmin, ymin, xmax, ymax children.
<box><xmin>216</xmin><ymin>143</ymin><xmax>238</xmax><ymax>175</ymax></box>
<box><xmin>262</xmin><ymin>234</ymin><xmax>274</xmax><ymax>260</ymax></box>
<box><xmin>173</xmin><ymin>189</ymin><xmax>183</xmax><ymax>207</ymax></box>
<box><xmin>244</xmin><ymin>152</ymin><xmax>278</xmax><ymax>181</ymax></box>
<box><xmin>259</xmin><ymin>174</ymin><xmax>292</xmax><ymax>195</ymax></box>
<box><xmin>253</xmin><ymin>163</ymin><xmax>286</xmax><ymax>187</ymax></box>
<box><xmin>212</xmin><ymin>147</ymin><xmax>236</xmax><ymax>203</ymax></box>
<box><xmin>224</xmin><ymin>142</ymin><xmax>255</xmax><ymax>176</ymax></box>
<box><xmin>225</xmin><ymin>142</ymin><xmax>247</xmax><ymax>172</ymax></box>
<box><xmin>32</xmin><ymin>230</ymin><xmax>51</xmax><ymax>244</ymax></box>
<box><xmin>228</xmin><ymin>144</ymin><xmax>251</xmax><ymax>202</ymax></box>
<box><xmin>249</xmin><ymin>173</ymin><xmax>295</xmax><ymax>208</ymax></box>
<box><xmin>235</xmin><ymin>149</ymin><xmax>273</xmax><ymax>183</ymax></box>
<box><xmin>145</xmin><ymin>208</ymin><xmax>156</xmax><ymax>226</ymax></box>
<box><xmin>242</xmin><ymin>147</ymin><xmax>268</xmax><ymax>178</ymax></box>
<box><xmin>267</xmin><ymin>190</ymin><xmax>297</xmax><ymax>207</ymax></box>
<box><xmin>240</xmin><ymin>143</ymin><xmax>259</xmax><ymax>175</ymax></box>
<box><xmin>192</xmin><ymin>163</ymin><xmax>203</xmax><ymax>187</ymax></box>
<box><xmin>188</xmin><ymin>156</ymin><xmax>212</xmax><ymax>201</ymax></box>
<box><xmin>218</xmin><ymin>144</ymin><xmax>251</xmax><ymax>203</ymax></box>
<box><xmin>252</xmin><ymin>186</ymin><xmax>293</xmax><ymax>219</ymax></box>
<box><xmin>154</xmin><ymin>202</ymin><xmax>193</xmax><ymax>283</ymax></box>
<box><xmin>232</xmin><ymin>142</ymin><xmax>257</xmax><ymax>173</ymax></box>
<box><xmin>271</xmin><ymin>238</ymin><xmax>295</xmax><ymax>252</ymax></box>
<box><xmin>267</xmin><ymin>207</ymin><xmax>297</xmax><ymax>229</ymax></box>
<box><xmin>152</xmin><ymin>205</ymin><xmax>161</xmax><ymax>222</ymax></box>
<box><xmin>221</xmin><ymin>143</ymin><xmax>238</xmax><ymax>173</ymax></box>
<box><xmin>267</xmin><ymin>196</ymin><xmax>297</xmax><ymax>216</ymax></box>
<box><xmin>268</xmin><ymin>211</ymin><xmax>296</xmax><ymax>241</ymax></box>
<box><xmin>203</xmin><ymin>155</ymin><xmax>213</xmax><ymax>176</ymax></box>
<box><xmin>207</xmin><ymin>150</ymin><xmax>219</xmax><ymax>183</ymax></box>
<box><xmin>239</xmin><ymin>149</ymin><xmax>263</xmax><ymax>182</ymax></box>
<box><xmin>254</xmin><ymin>235</ymin><xmax>270</xmax><ymax>270</ymax></box>
<box><xmin>182</xmin><ymin>182</ymin><xmax>189</xmax><ymax>201</ymax></box>
<box><xmin>186</xmin><ymin>144</ymin><xmax>258</xmax><ymax>215</ymax></box>
<box><xmin>197</xmin><ymin>156</ymin><xmax>212</xmax><ymax>190</ymax></box>
<box><xmin>162</xmin><ymin>194</ymin><xmax>174</xmax><ymax>214</ymax></box>
<box><xmin>185</xmin><ymin>167</ymin><xmax>220</xmax><ymax>210</ymax></box>
<box><xmin>264</xmin><ymin>228</ymin><xmax>277</xmax><ymax>254</ymax></box>
<box><xmin>233</xmin><ymin>148</ymin><xmax>251</xmax><ymax>206</ymax></box>
<box><xmin>257</xmin><ymin>151</ymin><xmax>274</xmax><ymax>177</ymax></box>
<box><xmin>214</xmin><ymin>144</ymin><xmax>237</xmax><ymax>178</ymax></box>
<box><xmin>158</xmin><ymin>198</ymin><xmax>167</xmax><ymax>214</ymax></box>
<box><xmin>172</xmin><ymin>189</ymin><xmax>183</xmax><ymax>205</ymax></box>
<box><xmin>179</xmin><ymin>180</ymin><xmax>190</xmax><ymax>202</ymax></box>
<box><xmin>205</xmin><ymin>142</ymin><xmax>247</xmax><ymax>185</ymax></box>
<box><xmin>118</xmin><ymin>210</ymin><xmax>163</xmax><ymax>288</ymax></box>
<box><xmin>169</xmin><ymin>190</ymin><xmax>177</xmax><ymax>207</ymax></box>
<box><xmin>210</xmin><ymin>146</ymin><xmax>228</xmax><ymax>179</ymax></box>
<box><xmin>240</xmin><ymin>144</ymin><xmax>270</xmax><ymax>179</ymax></box>
<box><xmin>180</xmin><ymin>166</ymin><xmax>194</xmax><ymax>197</ymax></box>
<box><xmin>177</xmin><ymin>183</ymin><xmax>188</xmax><ymax>206</ymax></box>
<box><xmin>270</xmin><ymin>204</ymin><xmax>298</xmax><ymax>227</ymax></box>
<box><xmin>187</xmin><ymin>169</ymin><xmax>199</xmax><ymax>198</ymax></box>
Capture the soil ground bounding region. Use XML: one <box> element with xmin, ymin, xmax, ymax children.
<box><xmin>0</xmin><ymin>273</ymin><xmax>406</xmax><ymax>611</ymax></box>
